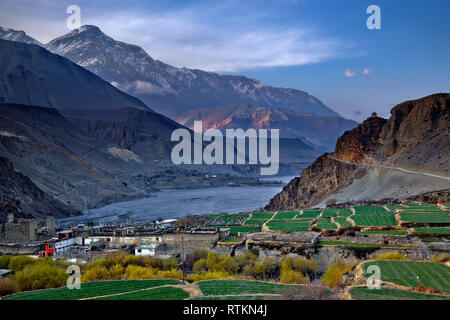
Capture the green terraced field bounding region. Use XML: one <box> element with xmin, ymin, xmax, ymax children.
<box><xmin>93</xmin><ymin>286</ymin><xmax>189</xmax><ymax>300</ymax></box>
<box><xmin>205</xmin><ymin>213</ymin><xmax>250</xmax><ymax>220</ymax></box>
<box><xmin>220</xmin><ymin>226</ymin><xmax>261</xmax><ymax>234</ymax></box>
<box><xmin>300</xmin><ymin>210</ymin><xmax>321</xmax><ymax>218</ymax></box>
<box><xmin>244</xmin><ymin>219</ymin><xmax>267</xmax><ymax>226</ymax></box>
<box><xmin>353</xmin><ymin>206</ymin><xmax>391</xmax><ymax>215</ymax></box>
<box><xmin>413</xmin><ymin>227</ymin><xmax>450</xmax><ymax>234</ymax></box>
<box><xmin>399</xmin><ymin>212</ymin><xmax>450</xmax><ymax>223</ymax></box>
<box><xmin>316</xmin><ymin>218</ymin><xmax>338</xmax><ymax>230</ymax></box>
<box><xmin>386</xmin><ymin>205</ymin><xmax>405</xmax><ymax>211</ymax></box>
<box><xmin>198</xmin><ymin>280</ymin><xmax>303</xmax><ymax>296</ymax></box>
<box><xmin>349</xmin><ymin>287</ymin><xmax>449</xmax><ymax>300</ymax></box>
<box><xmin>322</xmin><ymin>208</ymin><xmax>353</xmax><ymax>218</ymax></box>
<box><xmin>357</xmin><ymin>230</ymin><xmax>408</xmax><ymax>236</ymax></box>
<box><xmin>401</xmin><ymin>204</ymin><xmax>442</xmax><ymax>211</ymax></box>
<box><xmin>362</xmin><ymin>261</ymin><xmax>450</xmax><ymax>292</ymax></box>
<box><xmin>250</xmin><ymin>212</ymin><xmax>276</xmax><ymax>219</ymax></box>
<box><xmin>350</xmin><ymin>215</ymin><xmax>397</xmax><ymax>226</ymax></box>
<box><xmin>4</xmin><ymin>280</ymin><xmax>182</xmax><ymax>300</ymax></box>
<box><xmin>273</xmin><ymin>211</ymin><xmax>298</xmax><ymax>220</ymax></box>
<box><xmin>266</xmin><ymin>220</ymin><xmax>311</xmax><ymax>232</ymax></box>
<box><xmin>333</xmin><ymin>217</ymin><xmax>352</xmax><ymax>228</ymax></box>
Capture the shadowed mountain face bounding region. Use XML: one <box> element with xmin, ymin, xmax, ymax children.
<box><xmin>41</xmin><ymin>25</ymin><xmax>339</xmax><ymax>118</ymax></box>
<box><xmin>0</xmin><ymin>156</ymin><xmax>79</xmax><ymax>223</ymax></box>
<box><xmin>266</xmin><ymin>93</ymin><xmax>450</xmax><ymax>210</ymax></box>
<box><xmin>177</xmin><ymin>104</ymin><xmax>358</xmax><ymax>151</ymax></box>
<box><xmin>0</xmin><ymin>39</ymin><xmax>149</xmax><ymax>111</ymax></box>
<box><xmin>0</xmin><ymin>103</ymin><xmax>153</xmax><ymax>212</ymax></box>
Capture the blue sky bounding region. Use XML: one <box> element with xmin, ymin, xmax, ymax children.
<box><xmin>0</xmin><ymin>0</ymin><xmax>449</xmax><ymax>121</ymax></box>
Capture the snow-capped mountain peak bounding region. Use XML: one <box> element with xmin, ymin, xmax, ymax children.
<box><xmin>0</xmin><ymin>26</ymin><xmax>42</xmax><ymax>46</ymax></box>
<box><xmin>1</xmin><ymin>24</ymin><xmax>341</xmax><ymax>119</ymax></box>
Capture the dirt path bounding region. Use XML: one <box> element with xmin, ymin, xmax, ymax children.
<box><xmin>328</xmin><ymin>155</ymin><xmax>450</xmax><ymax>181</ymax></box>
<box><xmin>185</xmin><ymin>282</ymin><xmax>202</xmax><ymax>298</ymax></box>
<box><xmin>261</xmin><ymin>211</ymin><xmax>277</xmax><ymax>232</ymax></box>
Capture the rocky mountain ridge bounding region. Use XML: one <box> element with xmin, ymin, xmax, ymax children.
<box><xmin>177</xmin><ymin>104</ymin><xmax>358</xmax><ymax>150</ymax></box>
<box><xmin>266</xmin><ymin>93</ymin><xmax>450</xmax><ymax>210</ymax></box>
<box><xmin>8</xmin><ymin>24</ymin><xmax>340</xmax><ymax>118</ymax></box>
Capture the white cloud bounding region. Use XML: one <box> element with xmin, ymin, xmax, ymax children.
<box><xmin>0</xmin><ymin>1</ymin><xmax>352</xmax><ymax>72</ymax></box>
<box><xmin>344</xmin><ymin>69</ymin><xmax>356</xmax><ymax>77</ymax></box>
<box><xmin>363</xmin><ymin>68</ymin><xmax>372</xmax><ymax>75</ymax></box>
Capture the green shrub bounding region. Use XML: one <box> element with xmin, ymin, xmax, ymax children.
<box><xmin>193</xmin><ymin>258</ymin><xmax>208</xmax><ymax>273</ymax></box>
<box><xmin>124</xmin><ymin>265</ymin><xmax>156</xmax><ymax>280</ymax></box>
<box><xmin>280</xmin><ymin>269</ymin><xmax>308</xmax><ymax>284</ymax></box>
<box><xmin>321</xmin><ymin>260</ymin><xmax>354</xmax><ymax>288</ymax></box>
<box><xmin>373</xmin><ymin>252</ymin><xmax>408</xmax><ymax>261</ymax></box>
<box><xmin>81</xmin><ymin>265</ymin><xmax>110</xmax><ymax>282</ymax></box>
<box><xmin>0</xmin><ymin>277</ymin><xmax>19</xmax><ymax>296</ymax></box>
<box><xmin>14</xmin><ymin>263</ymin><xmax>67</xmax><ymax>291</ymax></box>
<box><xmin>8</xmin><ymin>256</ymin><xmax>37</xmax><ymax>271</ymax></box>
<box><xmin>0</xmin><ymin>255</ymin><xmax>12</xmax><ymax>269</ymax></box>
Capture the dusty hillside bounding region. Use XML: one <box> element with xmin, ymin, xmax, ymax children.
<box><xmin>0</xmin><ymin>156</ymin><xmax>78</xmax><ymax>223</ymax></box>
<box><xmin>266</xmin><ymin>94</ymin><xmax>450</xmax><ymax>210</ymax></box>
<box><xmin>380</xmin><ymin>93</ymin><xmax>449</xmax><ymax>176</ymax></box>
<box><xmin>0</xmin><ymin>103</ymin><xmax>150</xmax><ymax>211</ymax></box>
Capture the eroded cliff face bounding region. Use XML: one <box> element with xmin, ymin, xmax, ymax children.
<box><xmin>333</xmin><ymin>115</ymin><xmax>387</xmax><ymax>163</ymax></box>
<box><xmin>380</xmin><ymin>93</ymin><xmax>449</xmax><ymax>175</ymax></box>
<box><xmin>266</xmin><ymin>93</ymin><xmax>450</xmax><ymax>210</ymax></box>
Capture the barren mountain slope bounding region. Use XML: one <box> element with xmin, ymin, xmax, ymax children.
<box><xmin>266</xmin><ymin>93</ymin><xmax>450</xmax><ymax>210</ymax></box>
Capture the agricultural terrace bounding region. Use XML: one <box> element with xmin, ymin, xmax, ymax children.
<box><xmin>300</xmin><ymin>210</ymin><xmax>321</xmax><ymax>218</ymax></box>
<box><xmin>362</xmin><ymin>261</ymin><xmax>450</xmax><ymax>292</ymax></box>
<box><xmin>349</xmin><ymin>287</ymin><xmax>450</xmax><ymax>300</ymax></box>
<box><xmin>333</xmin><ymin>217</ymin><xmax>352</xmax><ymax>228</ymax></box>
<box><xmin>4</xmin><ymin>280</ymin><xmax>182</xmax><ymax>300</ymax></box>
<box><xmin>316</xmin><ymin>218</ymin><xmax>338</xmax><ymax>230</ymax></box>
<box><xmin>202</xmin><ymin>203</ymin><xmax>449</xmax><ymax>233</ymax></box>
<box><xmin>272</xmin><ymin>211</ymin><xmax>298</xmax><ymax>220</ymax></box>
<box><xmin>203</xmin><ymin>226</ymin><xmax>261</xmax><ymax>234</ymax></box>
<box><xmin>197</xmin><ymin>280</ymin><xmax>304</xmax><ymax>296</ymax></box>
<box><xmin>350</xmin><ymin>206</ymin><xmax>396</xmax><ymax>226</ymax></box>
<box><xmin>250</xmin><ymin>212</ymin><xmax>276</xmax><ymax>220</ymax></box>
<box><xmin>266</xmin><ymin>220</ymin><xmax>311</xmax><ymax>232</ymax></box>
<box><xmin>322</xmin><ymin>208</ymin><xmax>352</xmax><ymax>217</ymax></box>
<box><xmin>399</xmin><ymin>211</ymin><xmax>450</xmax><ymax>223</ymax></box>
<box><xmin>413</xmin><ymin>227</ymin><xmax>450</xmax><ymax>235</ymax></box>
<box><xmin>93</xmin><ymin>286</ymin><xmax>188</xmax><ymax>300</ymax></box>
<box><xmin>244</xmin><ymin>219</ymin><xmax>267</xmax><ymax>226</ymax></box>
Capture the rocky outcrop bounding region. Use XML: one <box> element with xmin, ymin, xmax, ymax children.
<box><xmin>266</xmin><ymin>154</ymin><xmax>366</xmax><ymax>210</ymax></box>
<box><xmin>333</xmin><ymin>114</ymin><xmax>387</xmax><ymax>163</ymax></box>
<box><xmin>380</xmin><ymin>93</ymin><xmax>450</xmax><ymax>175</ymax></box>
<box><xmin>266</xmin><ymin>93</ymin><xmax>450</xmax><ymax>210</ymax></box>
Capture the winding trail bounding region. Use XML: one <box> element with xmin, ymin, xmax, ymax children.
<box><xmin>327</xmin><ymin>155</ymin><xmax>450</xmax><ymax>181</ymax></box>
